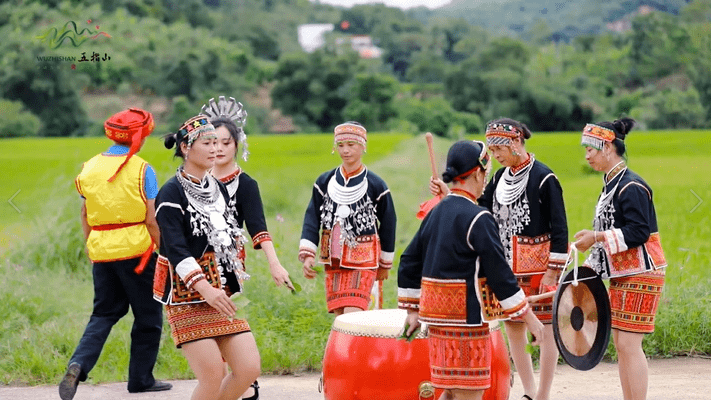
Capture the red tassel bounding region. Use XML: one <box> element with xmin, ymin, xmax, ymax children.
<box><xmin>134</xmin><ymin>242</ymin><xmax>156</xmax><ymax>274</ymax></box>
<box><xmin>416</xmin><ymin>195</ymin><xmax>443</xmax><ymax>220</ymax></box>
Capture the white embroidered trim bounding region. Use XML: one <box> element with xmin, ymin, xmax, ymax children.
<box><xmin>155</xmin><ymin>202</ymin><xmax>184</xmax><ymax>216</ymax></box>
<box><xmin>375</xmin><ymin>189</ymin><xmax>390</xmax><ymax>202</ymax></box>
<box><xmin>299</xmin><ymin>239</ymin><xmax>318</xmax><ymax>253</ymax></box>
<box><xmin>603</xmin><ymin>228</ymin><xmax>628</xmax><ymax>254</ymax></box>
<box><xmin>466</xmin><ymin>210</ymin><xmax>489</xmax><ymax>251</ymax></box>
<box><xmin>175</xmin><ymin>257</ymin><xmax>201</xmax><ymax>281</ymax></box>
<box><xmin>313</xmin><ymin>182</ymin><xmax>324</xmax><ymax>197</ymax></box>
<box><xmin>498</xmin><ymin>288</ymin><xmax>526</xmax><ymax>310</ymax></box>
<box><xmin>380</xmin><ymin>250</ymin><xmax>394</xmax><ymax>263</ymax></box>
<box><xmin>619</xmin><ymin>181</ymin><xmax>651</xmax><ymax>200</ymax></box>
<box><xmin>549</xmin><ymin>252</ymin><xmax>568</xmax><ymax>262</ymax></box>
<box><xmin>539</xmin><ymin>173</ymin><xmax>557</xmax><ymax>189</ymax></box>
<box><xmin>398</xmin><ymin>287</ymin><xmax>421</xmax><ymax>299</ymax></box>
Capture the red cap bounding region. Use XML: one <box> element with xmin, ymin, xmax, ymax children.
<box><xmin>104</xmin><ymin>108</ymin><xmax>155</xmax><ymax>182</ymax></box>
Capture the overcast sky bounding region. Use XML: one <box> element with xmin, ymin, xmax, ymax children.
<box><xmin>310</xmin><ymin>0</ymin><xmax>453</xmax><ymax>10</ymax></box>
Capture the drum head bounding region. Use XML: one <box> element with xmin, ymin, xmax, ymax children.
<box><xmin>332</xmin><ymin>309</ymin><xmax>429</xmax><ymax>339</ymax></box>
<box><xmin>552</xmin><ymin>267</ymin><xmax>611</xmax><ymax>371</ymax></box>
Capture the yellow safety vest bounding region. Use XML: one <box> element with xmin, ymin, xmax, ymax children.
<box><xmin>75</xmin><ymin>153</ymin><xmax>152</xmax><ymax>262</ymax></box>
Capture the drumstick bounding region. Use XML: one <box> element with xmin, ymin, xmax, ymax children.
<box><xmin>527</xmin><ymin>291</ymin><xmax>556</xmax><ymax>303</ymax></box>
<box><xmin>425</xmin><ymin>132</ymin><xmax>437</xmax><ymax>178</ymax></box>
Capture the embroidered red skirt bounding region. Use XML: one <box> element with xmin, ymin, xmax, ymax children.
<box><xmin>428</xmin><ymin>324</ymin><xmax>492</xmax><ymax>391</ymax></box>
<box><xmin>609</xmin><ymin>270</ymin><xmax>665</xmax><ymax>333</ymax></box>
<box><xmin>324</xmin><ymin>261</ymin><xmax>376</xmax><ymax>313</ymax></box>
<box><xmin>509</xmin><ymin>273</ymin><xmax>558</xmax><ymax>324</ymax></box>
<box><xmin>166</xmin><ymin>302</ymin><xmax>250</xmax><ymax>347</ymax></box>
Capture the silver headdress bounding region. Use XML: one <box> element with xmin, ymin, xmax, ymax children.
<box><xmin>201</xmin><ymin>96</ymin><xmax>249</xmax><ymax>161</ymax></box>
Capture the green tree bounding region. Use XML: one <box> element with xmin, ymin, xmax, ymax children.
<box><xmin>0</xmin><ymin>6</ymin><xmax>88</xmax><ymax>136</ymax></box>
<box><xmin>0</xmin><ymin>99</ymin><xmax>42</xmax><ymax>138</ymax></box>
<box><xmin>628</xmin><ymin>12</ymin><xmax>693</xmax><ymax>81</ymax></box>
<box><xmin>631</xmin><ymin>87</ymin><xmax>707</xmax><ymax>129</ymax></box>
<box><xmin>342</xmin><ymin>73</ymin><xmax>398</xmax><ymax>130</ymax></box>
<box><xmin>271</xmin><ymin>51</ymin><xmax>361</xmax><ymax>130</ymax></box>
<box><xmin>406</xmin><ymin>51</ymin><xmax>447</xmax><ymax>83</ymax></box>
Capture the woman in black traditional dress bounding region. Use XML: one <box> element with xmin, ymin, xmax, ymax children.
<box><xmin>400</xmin><ymin>140</ymin><xmax>543</xmax><ymax>400</ymax></box>
<box><xmin>201</xmin><ymin>96</ymin><xmax>293</xmax><ymax>400</ymax></box>
<box><xmin>431</xmin><ymin>119</ymin><xmax>568</xmax><ymax>400</ymax></box>
<box><xmin>573</xmin><ymin>118</ymin><xmax>666</xmax><ymax>400</ymax></box>
<box><xmin>155</xmin><ymin>115</ymin><xmax>263</xmax><ymax>400</ymax></box>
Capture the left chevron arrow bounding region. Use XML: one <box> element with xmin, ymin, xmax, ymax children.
<box><xmin>7</xmin><ymin>189</ymin><xmax>21</xmax><ymax>213</ymax></box>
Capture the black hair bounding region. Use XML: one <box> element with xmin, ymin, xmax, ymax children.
<box><xmin>163</xmin><ymin>132</ymin><xmax>186</xmax><ymax>159</ymax></box>
<box><xmin>442</xmin><ymin>141</ymin><xmax>486</xmax><ymax>184</ymax></box>
<box><xmin>487</xmin><ymin>117</ymin><xmax>532</xmax><ymax>143</ymax></box>
<box><xmin>211</xmin><ymin>117</ymin><xmax>241</xmax><ymax>157</ymax></box>
<box><xmin>596</xmin><ymin>117</ymin><xmax>635</xmax><ymax>156</ymax></box>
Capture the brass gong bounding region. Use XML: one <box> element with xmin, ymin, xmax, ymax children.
<box><xmin>552</xmin><ymin>266</ymin><xmax>611</xmax><ymax>371</ymax></box>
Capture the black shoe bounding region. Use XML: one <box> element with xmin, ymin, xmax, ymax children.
<box><xmin>243</xmin><ymin>380</ymin><xmax>259</xmax><ymax>400</ymax></box>
<box><xmin>58</xmin><ymin>362</ymin><xmax>81</xmax><ymax>400</ymax></box>
<box><xmin>128</xmin><ymin>380</ymin><xmax>173</xmax><ymax>393</ymax></box>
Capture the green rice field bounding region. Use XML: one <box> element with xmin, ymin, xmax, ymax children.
<box><xmin>1</xmin><ymin>130</ymin><xmax>709</xmax><ymax>385</ymax></box>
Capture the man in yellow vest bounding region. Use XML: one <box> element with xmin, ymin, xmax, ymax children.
<box><xmin>59</xmin><ymin>108</ymin><xmax>172</xmax><ymax>400</ymax></box>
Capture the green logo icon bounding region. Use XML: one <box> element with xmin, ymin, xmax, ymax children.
<box><xmin>36</xmin><ymin>20</ymin><xmax>110</xmax><ymax>49</ymax></box>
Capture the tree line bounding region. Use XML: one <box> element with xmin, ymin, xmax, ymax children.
<box><xmin>0</xmin><ymin>0</ymin><xmax>709</xmax><ymax>138</ymax></box>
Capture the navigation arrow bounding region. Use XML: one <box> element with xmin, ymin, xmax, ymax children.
<box><xmin>7</xmin><ymin>189</ymin><xmax>21</xmax><ymax>214</ymax></box>
<box><xmin>690</xmin><ymin>190</ymin><xmax>703</xmax><ymax>213</ymax></box>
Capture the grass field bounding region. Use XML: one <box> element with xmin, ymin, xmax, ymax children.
<box><xmin>1</xmin><ymin>130</ymin><xmax>709</xmax><ymax>385</ymax></box>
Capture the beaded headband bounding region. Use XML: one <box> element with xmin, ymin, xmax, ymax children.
<box><xmin>334</xmin><ymin>122</ymin><xmax>367</xmax><ymax>146</ymax></box>
<box><xmin>178</xmin><ymin>115</ymin><xmax>216</xmax><ymax>149</ymax></box>
<box><xmin>581</xmin><ymin>123</ymin><xmax>615</xmax><ymax>150</ymax></box>
<box><xmin>200</xmin><ymin>96</ymin><xmax>249</xmax><ymax>161</ymax></box>
<box><xmin>485</xmin><ymin>123</ymin><xmax>523</xmax><ymax>147</ymax></box>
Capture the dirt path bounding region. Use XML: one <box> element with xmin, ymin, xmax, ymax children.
<box><xmin>1</xmin><ymin>357</ymin><xmax>708</xmax><ymax>400</ymax></box>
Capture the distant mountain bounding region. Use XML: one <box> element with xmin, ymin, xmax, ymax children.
<box><xmin>431</xmin><ymin>0</ymin><xmax>692</xmax><ymax>41</ymax></box>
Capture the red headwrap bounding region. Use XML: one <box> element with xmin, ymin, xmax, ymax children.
<box><xmin>104</xmin><ymin>108</ymin><xmax>155</xmax><ymax>182</ymax></box>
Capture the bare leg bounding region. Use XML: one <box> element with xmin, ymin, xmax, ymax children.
<box><xmin>445</xmin><ymin>388</ymin><xmax>484</xmax><ymax>400</ymax></box>
<box><xmin>535</xmin><ymin>324</ymin><xmax>558</xmax><ymax>400</ymax></box>
<box><xmin>216</xmin><ymin>333</ymin><xmax>261</xmax><ymax>400</ymax></box>
<box><xmin>613</xmin><ymin>329</ymin><xmax>647</xmax><ymax>400</ymax></box>
<box><xmin>182</xmin><ymin>339</ymin><xmax>228</xmax><ymax>400</ymax></box>
<box><xmin>505</xmin><ymin>321</ymin><xmax>537</xmax><ymax>398</ymax></box>
<box><xmin>333</xmin><ymin>306</ymin><xmax>362</xmax><ymax>316</ymax></box>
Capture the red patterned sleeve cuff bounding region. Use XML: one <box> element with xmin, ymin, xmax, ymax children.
<box><xmin>548</xmin><ymin>251</ymin><xmax>568</xmax><ymax>270</ymax></box>
<box><xmin>378</xmin><ymin>253</ymin><xmax>394</xmax><ymax>270</ymax></box>
<box><xmin>298</xmin><ymin>239</ymin><xmax>318</xmax><ymax>263</ymax></box>
<box><xmin>499</xmin><ymin>288</ymin><xmax>528</xmax><ymax>318</ymax></box>
<box><xmin>601</xmin><ymin>228</ymin><xmax>628</xmax><ymax>255</ymax></box>
<box><xmin>397</xmin><ymin>288</ymin><xmax>420</xmax><ymax>310</ymax></box>
<box><xmin>504</xmin><ymin>301</ymin><xmax>530</xmax><ymax>319</ymax></box>
<box><xmin>183</xmin><ymin>270</ymin><xmax>206</xmax><ymax>290</ymax></box>
<box><xmin>252</xmin><ymin>231</ymin><xmax>272</xmax><ymax>249</ymax></box>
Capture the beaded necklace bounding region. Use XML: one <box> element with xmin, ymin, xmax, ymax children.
<box><xmin>176</xmin><ymin>167</ymin><xmax>249</xmax><ymax>281</ymax></box>
<box><xmin>321</xmin><ymin>167</ymin><xmax>376</xmax><ymax>248</ymax></box>
<box><xmin>493</xmin><ymin>155</ymin><xmax>535</xmax><ymax>262</ymax></box>
<box><xmin>588</xmin><ymin>161</ymin><xmax>627</xmax><ymax>277</ymax></box>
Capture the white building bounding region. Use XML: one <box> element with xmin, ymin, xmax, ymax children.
<box><xmin>297</xmin><ymin>24</ymin><xmax>335</xmax><ymax>53</ymax></box>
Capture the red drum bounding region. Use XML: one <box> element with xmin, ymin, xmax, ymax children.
<box><xmin>322</xmin><ymin>309</ymin><xmax>510</xmax><ymax>400</ymax></box>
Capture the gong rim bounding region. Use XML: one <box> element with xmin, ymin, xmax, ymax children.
<box><xmin>552</xmin><ymin>266</ymin><xmax>611</xmax><ymax>371</ymax></box>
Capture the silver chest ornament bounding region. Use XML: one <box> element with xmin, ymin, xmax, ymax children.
<box><xmin>336</xmin><ymin>204</ymin><xmax>351</xmax><ymax>219</ymax></box>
